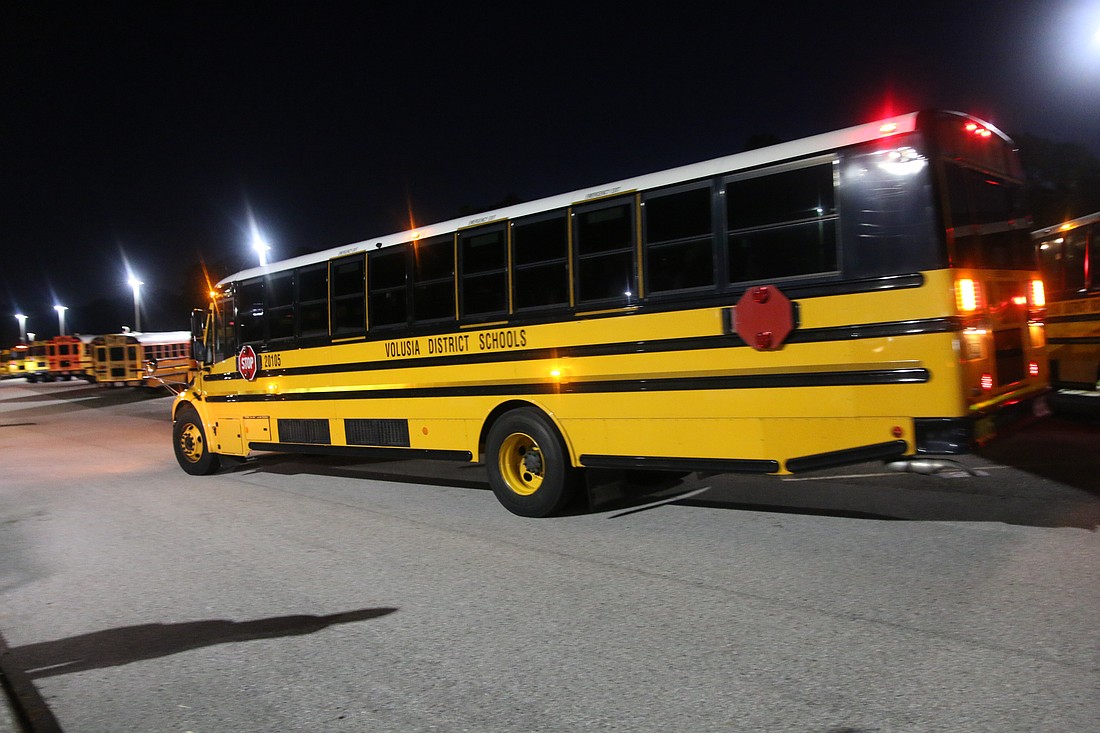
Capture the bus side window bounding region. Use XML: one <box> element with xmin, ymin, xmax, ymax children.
<box><xmin>266</xmin><ymin>272</ymin><xmax>295</xmax><ymax>342</ymax></box>
<box><xmin>512</xmin><ymin>212</ymin><xmax>569</xmax><ymax>311</ymax></box>
<box><xmin>412</xmin><ymin>235</ymin><xmax>455</xmax><ymax>323</ymax></box>
<box><xmin>331</xmin><ymin>255</ymin><xmax>366</xmax><ymax>336</ymax></box>
<box><xmin>459</xmin><ymin>225</ymin><xmax>508</xmax><ymax>319</ymax></box>
<box><xmin>297</xmin><ymin>263</ymin><xmax>329</xmax><ymax>338</ymax></box>
<box><xmin>725</xmin><ymin>161</ymin><xmax>838</xmax><ymax>284</ymax></box>
<box><xmin>643</xmin><ymin>184</ymin><xmax>715</xmax><ymax>294</ymax></box>
<box><xmin>573</xmin><ymin>198</ymin><xmax>637</xmax><ymax>306</ymax></box>
<box><xmin>368</xmin><ymin>246</ymin><xmax>408</xmax><ymax>329</ymax></box>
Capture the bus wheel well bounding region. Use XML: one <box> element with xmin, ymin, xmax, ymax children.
<box><xmin>172</xmin><ymin>398</ymin><xmax>197</xmax><ymax>422</ymax></box>
<box><xmin>479</xmin><ymin>401</ymin><xmax>572</xmax><ymax>465</ymax></box>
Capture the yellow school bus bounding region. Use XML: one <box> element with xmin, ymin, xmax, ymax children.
<box><xmin>1033</xmin><ymin>210</ymin><xmax>1100</xmax><ymax>414</ymax></box>
<box><xmin>92</xmin><ymin>331</ymin><xmax>193</xmax><ymax>388</ymax></box>
<box><xmin>23</xmin><ymin>341</ymin><xmax>50</xmax><ymax>382</ymax></box>
<box><xmin>172</xmin><ymin>110</ymin><xmax>1047</xmax><ymax>516</ymax></box>
<box><xmin>3</xmin><ymin>343</ymin><xmax>29</xmax><ymax>378</ymax></box>
<box><xmin>43</xmin><ymin>334</ymin><xmax>96</xmax><ymax>381</ymax></box>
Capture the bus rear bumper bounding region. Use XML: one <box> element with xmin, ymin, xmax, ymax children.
<box><xmin>916</xmin><ymin>391</ymin><xmax>1050</xmax><ymax>454</ymax></box>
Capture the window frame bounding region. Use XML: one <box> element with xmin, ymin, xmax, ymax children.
<box><xmin>572</xmin><ymin>195</ymin><xmax>639</xmax><ymax>308</ymax></box>
<box><xmin>641</xmin><ymin>180</ymin><xmax>718</xmax><ymax>298</ymax></box>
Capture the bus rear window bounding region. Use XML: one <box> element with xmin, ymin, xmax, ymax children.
<box><xmin>942</xmin><ymin>163</ymin><xmax>1033</xmax><ymax>269</ymax></box>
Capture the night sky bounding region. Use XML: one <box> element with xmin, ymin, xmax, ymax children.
<box><xmin>3</xmin><ymin>1</ymin><xmax>1100</xmax><ymax>344</ymax></box>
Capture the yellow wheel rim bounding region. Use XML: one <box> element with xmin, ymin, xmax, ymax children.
<box><xmin>498</xmin><ymin>432</ymin><xmax>543</xmax><ymax>496</ymax></box>
<box><xmin>179</xmin><ymin>422</ymin><xmax>205</xmax><ymax>464</ymax></box>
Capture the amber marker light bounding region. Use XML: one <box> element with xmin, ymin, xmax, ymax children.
<box><xmin>1029</xmin><ymin>279</ymin><xmax>1046</xmax><ymax>308</ymax></box>
<box><xmin>955</xmin><ymin>278</ymin><xmax>980</xmax><ymax>313</ymax></box>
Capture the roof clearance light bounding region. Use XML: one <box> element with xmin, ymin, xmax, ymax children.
<box><xmin>879</xmin><ymin>122</ymin><xmax>899</xmax><ymax>135</ymax></box>
<box><xmin>956</xmin><ymin>278</ymin><xmax>980</xmax><ymax>313</ymax></box>
<box><xmin>965</xmin><ymin>122</ymin><xmax>993</xmax><ymax>138</ymax></box>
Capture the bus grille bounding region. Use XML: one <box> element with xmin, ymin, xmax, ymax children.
<box><xmin>345</xmin><ymin>419</ymin><xmax>411</xmax><ymax>448</ymax></box>
<box><xmin>993</xmin><ymin>328</ymin><xmax>1025</xmax><ymax>386</ymax></box>
<box><xmin>277</xmin><ymin>418</ymin><xmax>330</xmax><ymax>444</ymax></box>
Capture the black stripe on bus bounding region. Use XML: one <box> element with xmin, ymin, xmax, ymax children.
<box><xmin>211</xmin><ymin>317</ymin><xmax>958</xmax><ymax>383</ymax></box>
<box><xmin>247</xmin><ymin>443</ymin><xmax>472</xmax><ymax>462</ymax></box>
<box><xmin>1048</xmin><ymin>336</ymin><xmax>1100</xmax><ymax>345</ymax></box>
<box><xmin>579</xmin><ymin>454</ymin><xmax>779</xmax><ymax>474</ymax></box>
<box><xmin>1045</xmin><ymin>313</ymin><xmax>1100</xmax><ymax>325</ymax></box>
<box><xmin>205</xmin><ymin>367</ymin><xmax>930</xmax><ymax>403</ymax></box>
<box><xmin>785</xmin><ymin>440</ymin><xmax>909</xmax><ymax>473</ymax></box>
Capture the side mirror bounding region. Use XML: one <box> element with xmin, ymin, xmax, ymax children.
<box><xmin>190</xmin><ymin>309</ymin><xmax>209</xmax><ymax>365</ymax></box>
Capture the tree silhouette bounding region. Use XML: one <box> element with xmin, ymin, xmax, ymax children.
<box><xmin>1015</xmin><ymin>133</ymin><xmax>1100</xmax><ymax>229</ymax></box>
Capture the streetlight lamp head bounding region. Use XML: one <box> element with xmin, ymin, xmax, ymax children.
<box><xmin>53</xmin><ymin>305</ymin><xmax>67</xmax><ymax>336</ymax></box>
<box><xmin>250</xmin><ymin>227</ymin><xmax>271</xmax><ymax>266</ymax></box>
<box><xmin>13</xmin><ymin>313</ymin><xmax>28</xmax><ymax>343</ymax></box>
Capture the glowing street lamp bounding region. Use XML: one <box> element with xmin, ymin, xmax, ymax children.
<box><xmin>14</xmin><ymin>313</ymin><xmax>27</xmax><ymax>343</ymax></box>
<box><xmin>128</xmin><ymin>276</ymin><xmax>143</xmax><ymax>332</ymax></box>
<box><xmin>252</xmin><ymin>230</ymin><xmax>271</xmax><ymax>266</ymax></box>
<box><xmin>53</xmin><ymin>305</ymin><xmax>68</xmax><ymax>336</ymax></box>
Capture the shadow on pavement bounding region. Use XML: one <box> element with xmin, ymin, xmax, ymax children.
<box><xmin>0</xmin><ymin>608</ymin><xmax>396</xmax><ymax>732</ymax></box>
<box><xmin>5</xmin><ymin>608</ymin><xmax>397</xmax><ymax>679</ymax></box>
<box><xmin>232</xmin><ymin>450</ymin><xmax>1100</xmax><ymax>530</ymax></box>
<box><xmin>0</xmin><ymin>384</ymin><xmax>170</xmax><ymax>409</ymax></box>
<box><xmin>975</xmin><ymin>414</ymin><xmax>1100</xmax><ymax>498</ymax></box>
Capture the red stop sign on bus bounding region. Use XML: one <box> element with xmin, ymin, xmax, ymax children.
<box><xmin>238</xmin><ymin>344</ymin><xmax>259</xmax><ymax>381</ymax></box>
<box><xmin>735</xmin><ymin>285</ymin><xmax>794</xmax><ymax>351</ymax></box>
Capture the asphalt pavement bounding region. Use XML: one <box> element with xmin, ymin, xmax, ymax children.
<box><xmin>2</xmin><ymin>377</ymin><xmax>1097</xmax><ymax>731</ymax></box>
<box><xmin>0</xmin><ymin>693</ymin><xmax>21</xmax><ymax>733</ymax></box>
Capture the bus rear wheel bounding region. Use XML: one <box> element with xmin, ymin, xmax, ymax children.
<box><xmin>486</xmin><ymin>408</ymin><xmax>578</xmax><ymax>517</ymax></box>
<box><xmin>173</xmin><ymin>404</ymin><xmax>221</xmax><ymax>476</ymax></box>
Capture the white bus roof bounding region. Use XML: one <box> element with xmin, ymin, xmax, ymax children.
<box><xmin>1032</xmin><ymin>210</ymin><xmax>1100</xmax><ymax>239</ymax></box>
<box><xmin>96</xmin><ymin>331</ymin><xmax>191</xmax><ymax>345</ymax></box>
<box><xmin>219</xmin><ymin>111</ymin><xmax>927</xmax><ymax>286</ymax></box>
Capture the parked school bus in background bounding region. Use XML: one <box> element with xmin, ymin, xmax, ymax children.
<box><xmin>44</xmin><ymin>334</ymin><xmax>96</xmax><ymax>382</ymax></box>
<box><xmin>3</xmin><ymin>344</ymin><xmax>29</xmax><ymax>378</ymax></box>
<box><xmin>1033</xmin><ymin>210</ymin><xmax>1100</xmax><ymax>414</ymax></box>
<box><xmin>23</xmin><ymin>341</ymin><xmax>50</xmax><ymax>382</ymax></box>
<box><xmin>92</xmin><ymin>331</ymin><xmax>192</xmax><ymax>388</ymax></box>
<box><xmin>172</xmin><ymin>110</ymin><xmax>1047</xmax><ymax>517</ymax></box>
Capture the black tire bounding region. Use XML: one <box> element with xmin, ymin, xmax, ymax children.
<box><xmin>173</xmin><ymin>404</ymin><xmax>221</xmax><ymax>476</ymax></box>
<box><xmin>485</xmin><ymin>407</ymin><xmax>579</xmax><ymax>517</ymax></box>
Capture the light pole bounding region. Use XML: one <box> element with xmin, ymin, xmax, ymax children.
<box><xmin>53</xmin><ymin>305</ymin><xmax>67</xmax><ymax>336</ymax></box>
<box><xmin>128</xmin><ymin>277</ymin><xmax>143</xmax><ymax>332</ymax></box>
<box><xmin>14</xmin><ymin>313</ymin><xmax>27</xmax><ymax>343</ymax></box>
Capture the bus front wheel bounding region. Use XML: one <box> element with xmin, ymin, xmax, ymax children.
<box><xmin>173</xmin><ymin>405</ymin><xmax>221</xmax><ymax>476</ymax></box>
<box><xmin>486</xmin><ymin>408</ymin><xmax>578</xmax><ymax>518</ymax></box>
